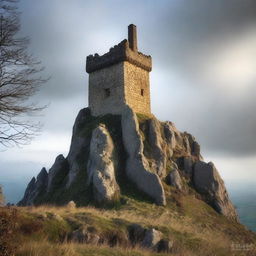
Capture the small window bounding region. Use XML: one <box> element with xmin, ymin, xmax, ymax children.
<box><xmin>141</xmin><ymin>89</ymin><xmax>144</xmax><ymax>96</ymax></box>
<box><xmin>104</xmin><ymin>88</ymin><xmax>110</xmax><ymax>98</ymax></box>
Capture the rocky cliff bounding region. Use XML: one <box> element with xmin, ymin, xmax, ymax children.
<box><xmin>18</xmin><ymin>106</ymin><xmax>238</xmax><ymax>221</ymax></box>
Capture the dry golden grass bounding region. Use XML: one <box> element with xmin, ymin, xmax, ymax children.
<box><xmin>16</xmin><ymin>240</ymin><xmax>175</xmax><ymax>256</ymax></box>
<box><xmin>17</xmin><ymin>199</ymin><xmax>228</xmax><ymax>246</ymax></box>
<box><xmin>15</xmin><ymin>195</ymin><xmax>256</xmax><ymax>256</ymax></box>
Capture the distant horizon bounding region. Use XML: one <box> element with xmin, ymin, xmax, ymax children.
<box><xmin>1</xmin><ymin>159</ymin><xmax>256</xmax><ymax>232</ymax></box>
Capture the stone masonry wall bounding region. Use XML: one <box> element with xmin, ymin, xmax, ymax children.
<box><xmin>89</xmin><ymin>62</ymin><xmax>126</xmax><ymax>116</ymax></box>
<box><xmin>124</xmin><ymin>61</ymin><xmax>151</xmax><ymax>115</ymax></box>
<box><xmin>89</xmin><ymin>61</ymin><xmax>151</xmax><ymax>116</ymax></box>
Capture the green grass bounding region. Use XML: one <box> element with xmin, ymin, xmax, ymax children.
<box><xmin>136</xmin><ymin>113</ymin><xmax>152</xmax><ymax>123</ymax></box>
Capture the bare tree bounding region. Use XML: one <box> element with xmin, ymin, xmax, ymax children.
<box><xmin>0</xmin><ymin>0</ymin><xmax>47</xmax><ymax>147</ymax></box>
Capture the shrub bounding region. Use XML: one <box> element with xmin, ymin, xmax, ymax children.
<box><xmin>0</xmin><ymin>208</ymin><xmax>18</xmax><ymax>256</ymax></box>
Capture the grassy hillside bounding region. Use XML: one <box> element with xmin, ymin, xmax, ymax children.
<box><xmin>2</xmin><ymin>192</ymin><xmax>256</xmax><ymax>256</ymax></box>
<box><xmin>13</xmin><ymin>110</ymin><xmax>256</xmax><ymax>255</ymax></box>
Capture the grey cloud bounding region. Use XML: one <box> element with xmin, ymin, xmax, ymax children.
<box><xmin>16</xmin><ymin>0</ymin><xmax>256</xmax><ymax>156</ymax></box>
<box><xmin>148</xmin><ymin>0</ymin><xmax>256</xmax><ymax>68</ymax></box>
<box><xmin>155</xmin><ymin>81</ymin><xmax>256</xmax><ymax>157</ymax></box>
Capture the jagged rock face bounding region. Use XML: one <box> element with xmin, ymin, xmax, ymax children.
<box><xmin>67</xmin><ymin>108</ymin><xmax>91</xmax><ymax>187</ymax></box>
<box><xmin>177</xmin><ymin>156</ymin><xmax>194</xmax><ymax>178</ymax></box>
<box><xmin>168</xmin><ymin>169</ymin><xmax>182</xmax><ymax>190</ymax></box>
<box><xmin>47</xmin><ymin>154</ymin><xmax>68</xmax><ymax>192</ymax></box>
<box><xmin>19</xmin><ymin>106</ymin><xmax>237</xmax><ymax>221</ymax></box>
<box><xmin>193</xmin><ymin>161</ymin><xmax>238</xmax><ymax>221</ymax></box>
<box><xmin>121</xmin><ymin>106</ymin><xmax>166</xmax><ymax>206</ymax></box>
<box><xmin>148</xmin><ymin>118</ymin><xmax>167</xmax><ymax>177</ymax></box>
<box><xmin>19</xmin><ymin>168</ymin><xmax>48</xmax><ymax>206</ymax></box>
<box><xmin>87</xmin><ymin>124</ymin><xmax>120</xmax><ymax>204</ymax></box>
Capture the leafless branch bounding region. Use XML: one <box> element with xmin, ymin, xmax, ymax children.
<box><xmin>0</xmin><ymin>0</ymin><xmax>48</xmax><ymax>148</ymax></box>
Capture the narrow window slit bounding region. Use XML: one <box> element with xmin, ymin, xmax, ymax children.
<box><xmin>104</xmin><ymin>88</ymin><xmax>110</xmax><ymax>98</ymax></box>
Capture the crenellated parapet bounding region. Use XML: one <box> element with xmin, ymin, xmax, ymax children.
<box><xmin>86</xmin><ymin>24</ymin><xmax>152</xmax><ymax>116</ymax></box>
<box><xmin>86</xmin><ymin>39</ymin><xmax>152</xmax><ymax>73</ymax></box>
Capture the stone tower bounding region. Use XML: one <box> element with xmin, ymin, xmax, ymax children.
<box><xmin>86</xmin><ymin>24</ymin><xmax>152</xmax><ymax>116</ymax></box>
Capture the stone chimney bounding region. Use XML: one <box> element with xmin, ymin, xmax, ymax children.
<box><xmin>128</xmin><ymin>24</ymin><xmax>138</xmax><ymax>51</ymax></box>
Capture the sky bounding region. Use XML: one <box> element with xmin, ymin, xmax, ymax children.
<box><xmin>0</xmin><ymin>0</ymin><xmax>256</xmax><ymax>203</ymax></box>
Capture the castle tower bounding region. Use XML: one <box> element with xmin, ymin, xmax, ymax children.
<box><xmin>86</xmin><ymin>24</ymin><xmax>152</xmax><ymax>116</ymax></box>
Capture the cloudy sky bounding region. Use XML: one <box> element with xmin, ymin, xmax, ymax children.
<box><xmin>1</xmin><ymin>0</ymin><xmax>256</xmax><ymax>203</ymax></box>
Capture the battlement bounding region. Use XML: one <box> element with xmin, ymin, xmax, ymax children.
<box><xmin>86</xmin><ymin>25</ymin><xmax>152</xmax><ymax>116</ymax></box>
<box><xmin>86</xmin><ymin>27</ymin><xmax>152</xmax><ymax>73</ymax></box>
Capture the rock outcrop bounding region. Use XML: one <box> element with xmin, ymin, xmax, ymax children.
<box><xmin>142</xmin><ymin>228</ymin><xmax>163</xmax><ymax>248</ymax></box>
<box><xmin>69</xmin><ymin>226</ymin><xmax>100</xmax><ymax>245</ymax></box>
<box><xmin>168</xmin><ymin>169</ymin><xmax>182</xmax><ymax>190</ymax></box>
<box><xmin>193</xmin><ymin>161</ymin><xmax>238</xmax><ymax>220</ymax></box>
<box><xmin>67</xmin><ymin>108</ymin><xmax>91</xmax><ymax>187</ymax></box>
<box><xmin>121</xmin><ymin>106</ymin><xmax>166</xmax><ymax>205</ymax></box>
<box><xmin>128</xmin><ymin>224</ymin><xmax>173</xmax><ymax>252</ymax></box>
<box><xmin>47</xmin><ymin>154</ymin><xmax>68</xmax><ymax>192</ymax></box>
<box><xmin>148</xmin><ymin>118</ymin><xmax>167</xmax><ymax>177</ymax></box>
<box><xmin>19</xmin><ymin>106</ymin><xmax>237</xmax><ymax>221</ymax></box>
<box><xmin>87</xmin><ymin>124</ymin><xmax>120</xmax><ymax>204</ymax></box>
<box><xmin>19</xmin><ymin>168</ymin><xmax>48</xmax><ymax>206</ymax></box>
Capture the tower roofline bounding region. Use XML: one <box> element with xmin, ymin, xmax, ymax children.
<box><xmin>86</xmin><ymin>25</ymin><xmax>152</xmax><ymax>73</ymax></box>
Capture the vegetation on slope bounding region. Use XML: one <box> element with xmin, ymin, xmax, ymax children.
<box><xmin>2</xmin><ymin>191</ymin><xmax>256</xmax><ymax>256</ymax></box>
<box><xmin>14</xmin><ymin>110</ymin><xmax>256</xmax><ymax>255</ymax></box>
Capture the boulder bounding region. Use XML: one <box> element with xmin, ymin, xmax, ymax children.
<box><xmin>142</xmin><ymin>228</ymin><xmax>162</xmax><ymax>248</ymax></box>
<box><xmin>193</xmin><ymin>161</ymin><xmax>238</xmax><ymax>221</ymax></box>
<box><xmin>70</xmin><ymin>227</ymin><xmax>100</xmax><ymax>244</ymax></box>
<box><xmin>156</xmin><ymin>239</ymin><xmax>173</xmax><ymax>253</ymax></box>
<box><xmin>128</xmin><ymin>224</ymin><xmax>146</xmax><ymax>245</ymax></box>
<box><xmin>87</xmin><ymin>124</ymin><xmax>120</xmax><ymax>204</ymax></box>
<box><xmin>67</xmin><ymin>200</ymin><xmax>76</xmax><ymax>209</ymax></box>
<box><xmin>121</xmin><ymin>106</ymin><xmax>166</xmax><ymax>205</ymax></box>
<box><xmin>168</xmin><ymin>169</ymin><xmax>182</xmax><ymax>190</ymax></box>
